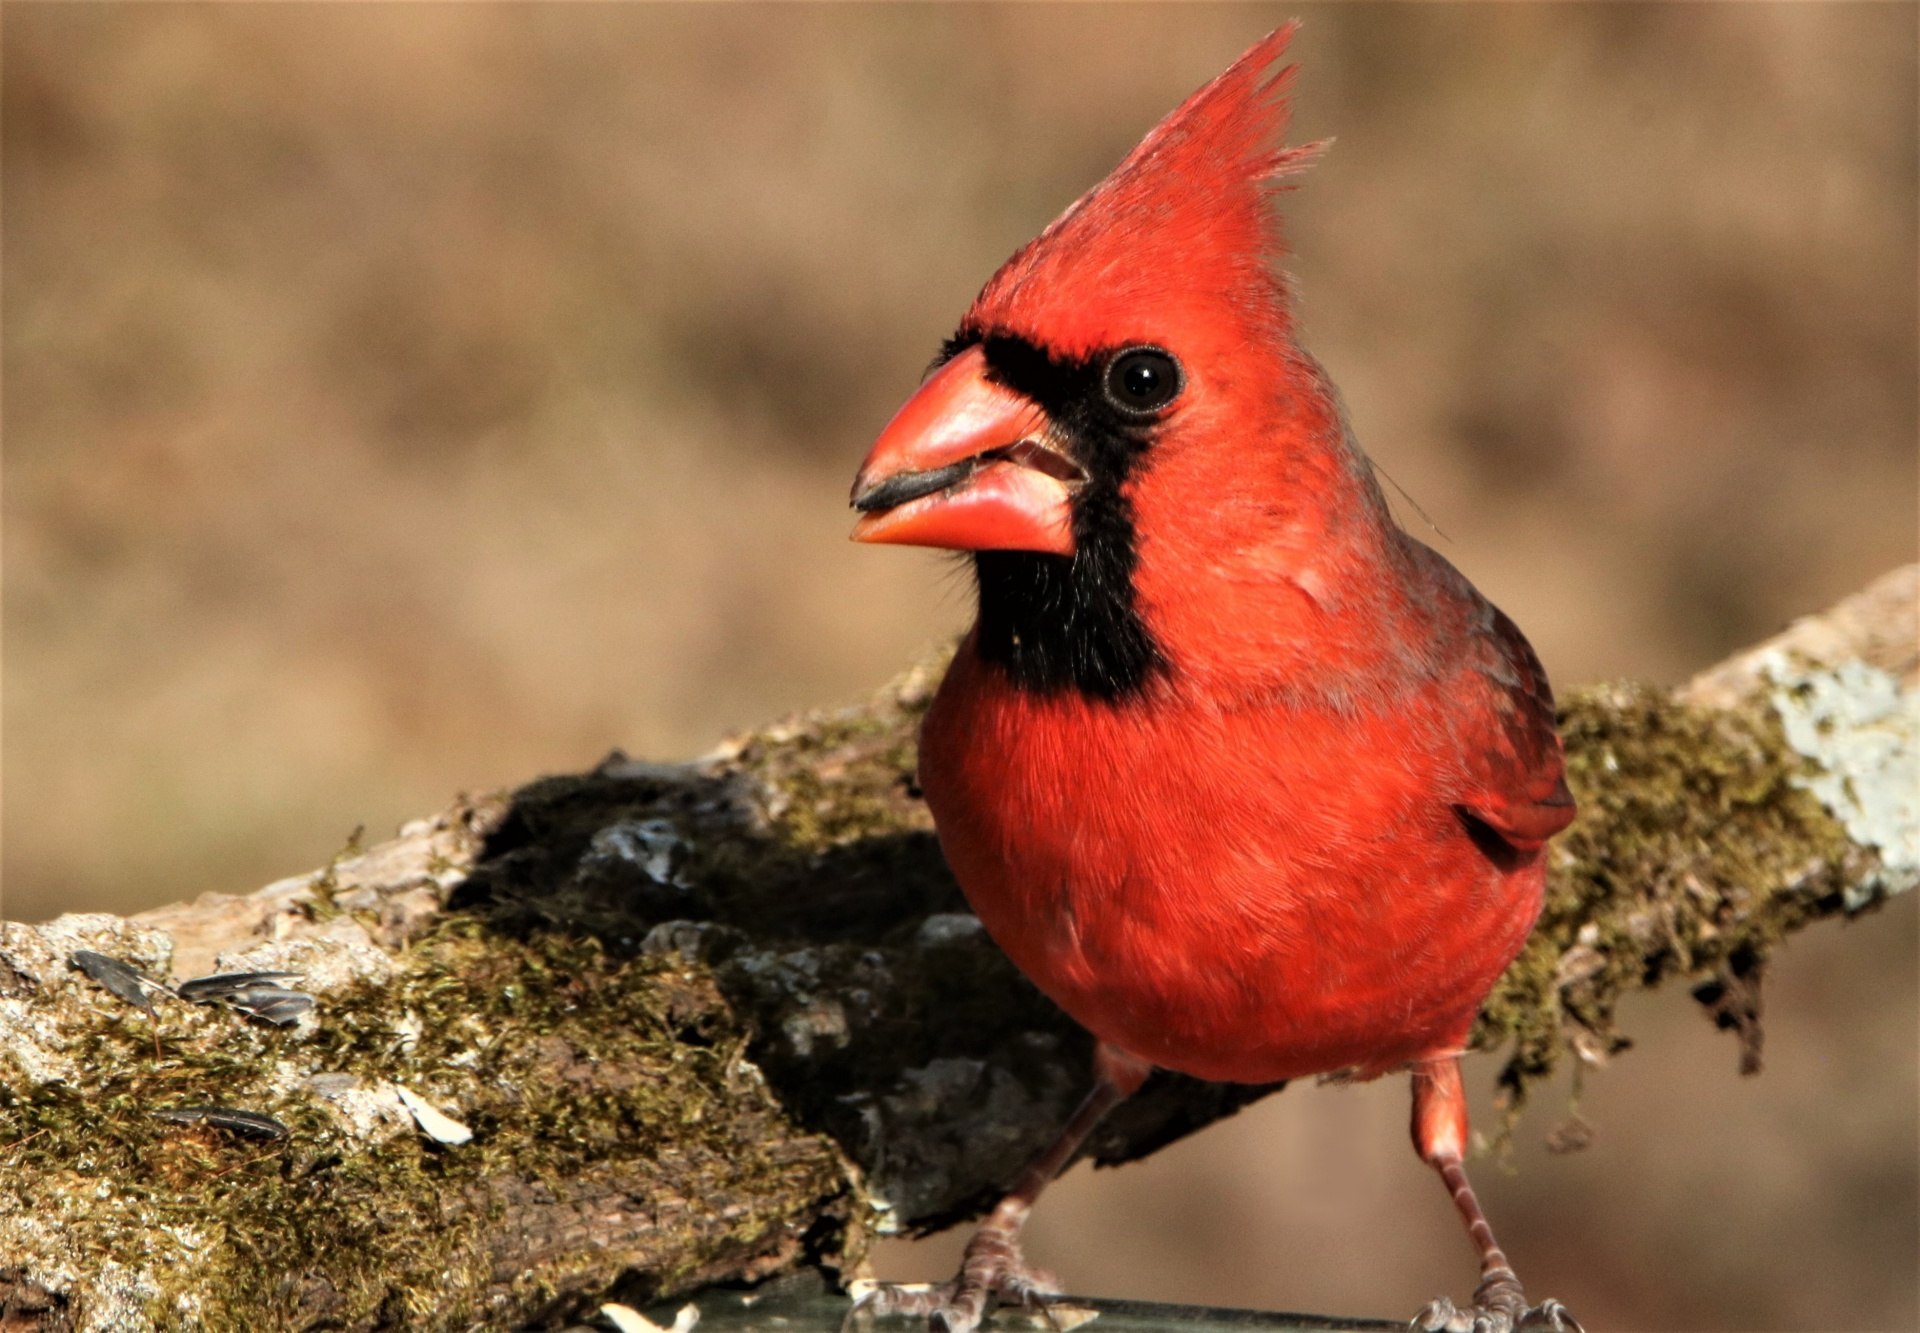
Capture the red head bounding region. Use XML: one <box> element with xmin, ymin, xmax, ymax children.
<box><xmin>852</xmin><ymin>27</ymin><xmax>1394</xmax><ymax>700</ymax></box>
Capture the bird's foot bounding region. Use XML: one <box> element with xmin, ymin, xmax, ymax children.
<box><xmin>844</xmin><ymin>1222</ymin><xmax>1060</xmax><ymax>1333</ymax></box>
<box><xmin>1412</xmin><ymin>1271</ymin><xmax>1584</xmax><ymax>1333</ymax></box>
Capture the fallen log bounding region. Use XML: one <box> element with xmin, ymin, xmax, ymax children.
<box><xmin>2</xmin><ymin>565</ymin><xmax>1913</xmax><ymax>1332</ymax></box>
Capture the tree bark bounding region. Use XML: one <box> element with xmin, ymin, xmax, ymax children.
<box><xmin>2</xmin><ymin>565</ymin><xmax>1913</xmax><ymax>1333</ymax></box>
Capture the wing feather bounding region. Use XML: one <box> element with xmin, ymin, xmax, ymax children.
<box><xmin>1453</xmin><ymin>602</ymin><xmax>1575</xmax><ymax>851</ymax></box>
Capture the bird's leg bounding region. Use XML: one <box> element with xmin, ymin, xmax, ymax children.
<box><xmin>847</xmin><ymin>1044</ymin><xmax>1151</xmax><ymax>1333</ymax></box>
<box><xmin>1409</xmin><ymin>1057</ymin><xmax>1583</xmax><ymax>1333</ymax></box>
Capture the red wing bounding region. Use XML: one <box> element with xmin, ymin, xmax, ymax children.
<box><xmin>1454</xmin><ymin>603</ymin><xmax>1575</xmax><ymax>853</ymax></box>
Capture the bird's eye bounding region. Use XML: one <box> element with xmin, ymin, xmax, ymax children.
<box><xmin>1104</xmin><ymin>347</ymin><xmax>1182</xmax><ymax>417</ymax></box>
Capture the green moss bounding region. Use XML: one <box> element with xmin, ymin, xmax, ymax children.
<box><xmin>1</xmin><ymin>925</ymin><xmax>849</xmax><ymax>1331</ymax></box>
<box><xmin>1475</xmin><ymin>681</ymin><xmax>1862</xmax><ymax>1120</ymax></box>
<box><xmin>731</xmin><ymin>672</ymin><xmax>939</xmax><ymax>858</ymax></box>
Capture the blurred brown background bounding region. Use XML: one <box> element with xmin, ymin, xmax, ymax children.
<box><xmin>4</xmin><ymin>4</ymin><xmax>1915</xmax><ymax>1329</ymax></box>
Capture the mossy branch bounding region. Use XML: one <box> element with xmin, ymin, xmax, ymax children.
<box><xmin>2</xmin><ymin>566</ymin><xmax>1913</xmax><ymax>1332</ymax></box>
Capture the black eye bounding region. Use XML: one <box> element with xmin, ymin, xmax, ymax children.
<box><xmin>1104</xmin><ymin>347</ymin><xmax>1182</xmax><ymax>417</ymax></box>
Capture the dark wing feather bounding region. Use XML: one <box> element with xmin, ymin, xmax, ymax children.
<box><xmin>1453</xmin><ymin>602</ymin><xmax>1575</xmax><ymax>852</ymax></box>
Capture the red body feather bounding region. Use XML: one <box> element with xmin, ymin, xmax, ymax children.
<box><xmin>922</xmin><ymin>539</ymin><xmax>1569</xmax><ymax>1084</ymax></box>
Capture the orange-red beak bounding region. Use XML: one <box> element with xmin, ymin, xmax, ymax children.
<box><xmin>849</xmin><ymin>345</ymin><xmax>1081</xmax><ymax>556</ymax></box>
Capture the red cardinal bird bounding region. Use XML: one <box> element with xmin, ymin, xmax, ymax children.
<box><xmin>848</xmin><ymin>26</ymin><xmax>1578</xmax><ymax>1333</ymax></box>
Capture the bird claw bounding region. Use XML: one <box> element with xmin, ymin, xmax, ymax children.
<box><xmin>1411</xmin><ymin>1276</ymin><xmax>1583</xmax><ymax>1333</ymax></box>
<box><xmin>843</xmin><ymin>1224</ymin><xmax>1060</xmax><ymax>1333</ymax></box>
<box><xmin>1522</xmin><ymin>1300</ymin><xmax>1583</xmax><ymax>1332</ymax></box>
